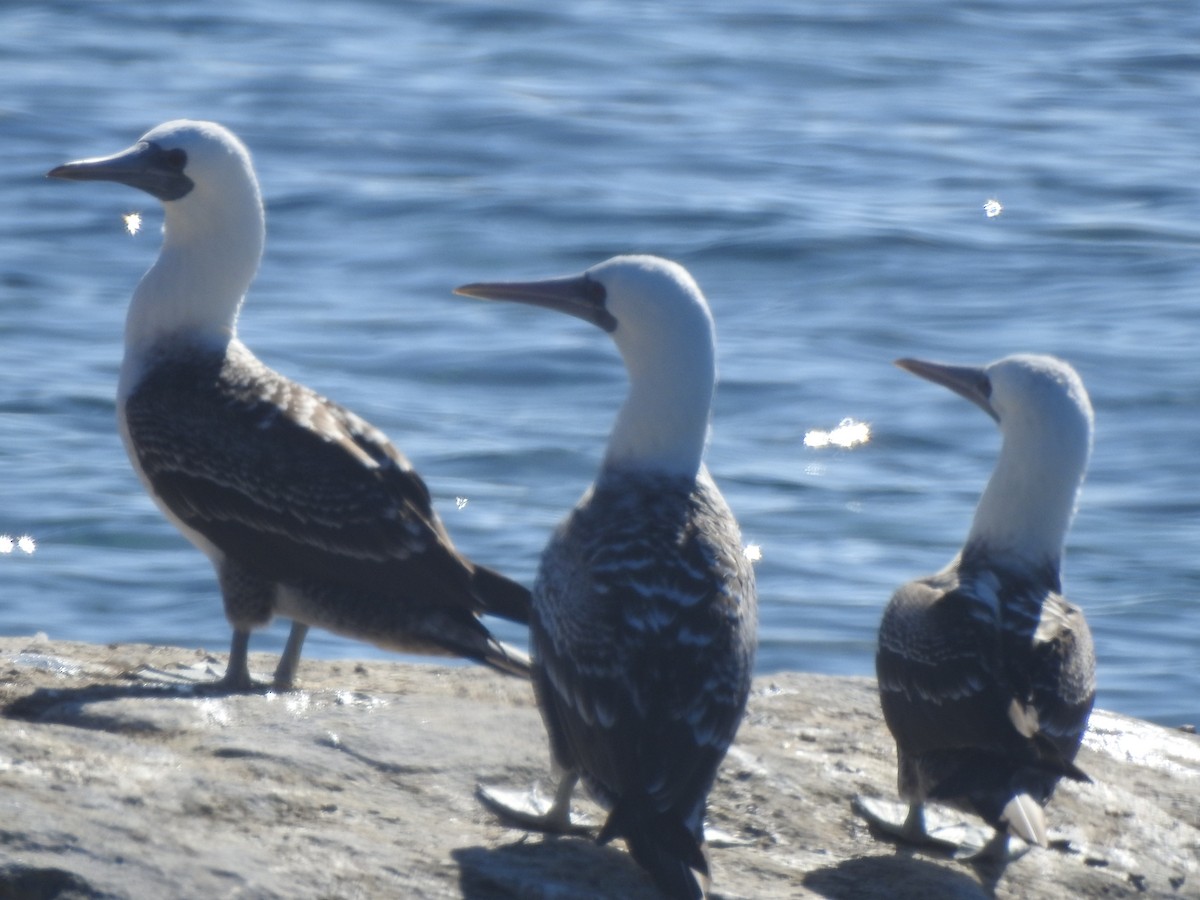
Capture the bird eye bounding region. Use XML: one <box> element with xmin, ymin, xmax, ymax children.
<box><xmin>583</xmin><ymin>277</ymin><xmax>607</xmax><ymax>305</ymax></box>
<box><xmin>163</xmin><ymin>148</ymin><xmax>187</xmax><ymax>171</ymax></box>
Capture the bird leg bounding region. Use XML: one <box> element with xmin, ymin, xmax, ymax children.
<box><xmin>272</xmin><ymin>622</ymin><xmax>309</xmax><ymax>690</ymax></box>
<box><xmin>211</xmin><ymin>628</ymin><xmax>259</xmax><ymax>692</ymax></box>
<box><xmin>901</xmin><ymin>802</ymin><xmax>932</xmax><ymax>842</ymax></box>
<box><xmin>855</xmin><ymin>796</ymin><xmax>928</xmax><ymax>841</ymax></box>
<box><xmin>132</xmin><ymin>627</ymin><xmax>270</xmax><ymax>693</ymax></box>
<box><xmin>967</xmin><ymin>829</ymin><xmax>1011</xmax><ymax>861</ymax></box>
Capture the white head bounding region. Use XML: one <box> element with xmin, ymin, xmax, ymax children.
<box><xmin>457</xmin><ymin>255</ymin><xmax>717</xmax><ymax>478</ymax></box>
<box><xmin>50</xmin><ymin>120</ymin><xmax>265</xmax><ymax>354</ymax></box>
<box><xmin>897</xmin><ymin>353</ymin><xmax>1094</xmax><ymax>568</ymax></box>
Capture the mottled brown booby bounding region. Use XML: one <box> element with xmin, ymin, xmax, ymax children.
<box><xmin>48</xmin><ymin>120</ymin><xmax>530</xmax><ymax>691</ymax></box>
<box><xmin>457</xmin><ymin>255</ymin><xmax>758</xmax><ymax>899</ymax></box>
<box><xmin>863</xmin><ymin>353</ymin><xmax>1096</xmax><ymax>863</ymax></box>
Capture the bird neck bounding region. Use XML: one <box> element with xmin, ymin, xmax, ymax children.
<box><xmin>966</xmin><ymin>430</ymin><xmax>1087</xmax><ymax>571</ymax></box>
<box><xmin>124</xmin><ymin>188</ymin><xmax>264</xmax><ymax>362</ymax></box>
<box><xmin>602</xmin><ymin>340</ymin><xmax>714</xmax><ymax>480</ymax></box>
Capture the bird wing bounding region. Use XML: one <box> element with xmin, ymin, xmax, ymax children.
<box><xmin>123</xmin><ymin>346</ymin><xmax>481</xmax><ymax>609</ymax></box>
<box><xmin>878</xmin><ymin>564</ymin><xmax>1094</xmax><ymax>769</ymax></box>
<box><xmin>877</xmin><ymin>572</ymin><xmax>1021</xmax><ymax>758</ymax></box>
<box><xmin>1018</xmin><ymin>590</ymin><xmax>1096</xmax><ymax>760</ymax></box>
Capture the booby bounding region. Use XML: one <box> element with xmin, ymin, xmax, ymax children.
<box><xmin>456</xmin><ymin>255</ymin><xmax>758</xmax><ymax>900</ymax></box>
<box><xmin>47</xmin><ymin>120</ymin><xmax>531</xmax><ymax>690</ymax></box>
<box><xmin>865</xmin><ymin>353</ymin><xmax>1096</xmax><ymax>862</ymax></box>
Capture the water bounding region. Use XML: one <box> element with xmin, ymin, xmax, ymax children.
<box><xmin>2</xmin><ymin>1</ymin><xmax>1197</xmax><ymax>727</ymax></box>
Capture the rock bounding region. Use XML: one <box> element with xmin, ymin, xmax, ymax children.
<box><xmin>0</xmin><ymin>635</ymin><xmax>1196</xmax><ymax>899</ymax></box>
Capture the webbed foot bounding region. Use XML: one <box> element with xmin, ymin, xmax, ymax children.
<box><xmin>476</xmin><ymin>773</ymin><xmax>593</xmax><ymax>836</ymax></box>
<box><xmin>853</xmin><ymin>796</ymin><xmax>1009</xmax><ymax>858</ymax></box>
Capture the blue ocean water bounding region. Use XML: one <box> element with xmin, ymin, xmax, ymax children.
<box><xmin>1</xmin><ymin>1</ymin><xmax>1197</xmax><ymax>726</ymax></box>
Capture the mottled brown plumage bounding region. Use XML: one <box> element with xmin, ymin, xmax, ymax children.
<box><xmin>50</xmin><ymin>120</ymin><xmax>530</xmax><ymax>689</ymax></box>
<box><xmin>460</xmin><ymin>256</ymin><xmax>758</xmax><ymax>899</ymax></box>
<box><xmin>869</xmin><ymin>354</ymin><xmax>1096</xmax><ymax>862</ymax></box>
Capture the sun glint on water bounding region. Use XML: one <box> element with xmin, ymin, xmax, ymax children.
<box><xmin>0</xmin><ymin>535</ymin><xmax>37</xmax><ymax>555</ymax></box>
<box><xmin>804</xmin><ymin>418</ymin><xmax>870</xmax><ymax>449</ymax></box>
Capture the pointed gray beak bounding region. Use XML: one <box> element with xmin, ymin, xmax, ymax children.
<box><xmin>454</xmin><ymin>273</ymin><xmax>617</xmax><ymax>333</ymax></box>
<box><xmin>48</xmin><ymin>140</ymin><xmax>193</xmax><ymax>202</ymax></box>
<box><xmin>895</xmin><ymin>357</ymin><xmax>998</xmax><ymax>422</ymax></box>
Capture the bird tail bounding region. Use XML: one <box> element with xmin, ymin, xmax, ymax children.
<box><xmin>480</xmin><ymin>636</ymin><xmax>532</xmax><ymax>679</ymax></box>
<box><xmin>1029</xmin><ymin>730</ymin><xmax>1092</xmax><ymax>784</ymax></box>
<box><xmin>471</xmin><ymin>563</ymin><xmax>533</xmax><ymax>625</ymax></box>
<box><xmin>597</xmin><ymin>796</ymin><xmax>709</xmax><ymax>899</ymax></box>
<box><xmin>1057</xmin><ymin>756</ymin><xmax>1091</xmax><ymax>783</ymax></box>
<box><xmin>932</xmin><ymin>749</ymin><xmax>1087</xmax><ymax>844</ymax></box>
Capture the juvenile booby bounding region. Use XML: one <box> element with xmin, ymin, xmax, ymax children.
<box><xmin>865</xmin><ymin>353</ymin><xmax>1096</xmax><ymax>862</ymax></box>
<box><xmin>456</xmin><ymin>255</ymin><xmax>758</xmax><ymax>900</ymax></box>
<box><xmin>47</xmin><ymin>120</ymin><xmax>530</xmax><ymax>690</ymax></box>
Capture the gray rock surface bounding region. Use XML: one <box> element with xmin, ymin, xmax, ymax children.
<box><xmin>0</xmin><ymin>635</ymin><xmax>1196</xmax><ymax>899</ymax></box>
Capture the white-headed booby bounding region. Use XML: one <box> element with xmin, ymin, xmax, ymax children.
<box><xmin>47</xmin><ymin>120</ymin><xmax>530</xmax><ymax>691</ymax></box>
<box><xmin>865</xmin><ymin>353</ymin><xmax>1096</xmax><ymax>862</ymax></box>
<box><xmin>456</xmin><ymin>255</ymin><xmax>758</xmax><ymax>900</ymax></box>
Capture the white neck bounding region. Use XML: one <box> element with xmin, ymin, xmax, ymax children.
<box><xmin>123</xmin><ymin>179</ymin><xmax>264</xmax><ymax>373</ymax></box>
<box><xmin>602</xmin><ymin>326</ymin><xmax>714</xmax><ymax>479</ymax></box>
<box><xmin>967</xmin><ymin>427</ymin><xmax>1088</xmax><ymax>570</ymax></box>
